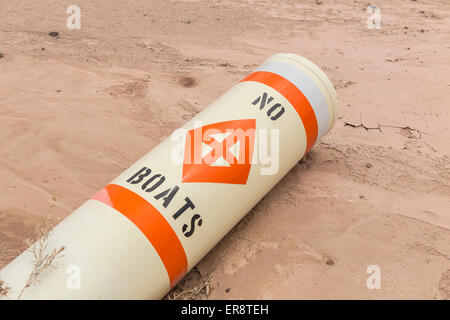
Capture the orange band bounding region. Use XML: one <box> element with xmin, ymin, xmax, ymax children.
<box><xmin>92</xmin><ymin>184</ymin><xmax>188</xmax><ymax>288</ymax></box>
<box><xmin>241</xmin><ymin>71</ymin><xmax>318</xmax><ymax>153</ymax></box>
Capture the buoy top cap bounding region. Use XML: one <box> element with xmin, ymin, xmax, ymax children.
<box><xmin>262</xmin><ymin>53</ymin><xmax>339</xmax><ymax>134</ymax></box>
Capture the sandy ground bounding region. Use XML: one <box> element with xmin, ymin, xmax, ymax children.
<box><xmin>0</xmin><ymin>0</ymin><xmax>449</xmax><ymax>299</ymax></box>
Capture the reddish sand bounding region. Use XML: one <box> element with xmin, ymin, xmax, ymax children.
<box><xmin>0</xmin><ymin>0</ymin><xmax>449</xmax><ymax>299</ymax></box>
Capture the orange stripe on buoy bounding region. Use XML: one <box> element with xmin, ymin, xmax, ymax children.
<box><xmin>241</xmin><ymin>71</ymin><xmax>318</xmax><ymax>153</ymax></box>
<box><xmin>92</xmin><ymin>184</ymin><xmax>187</xmax><ymax>288</ymax></box>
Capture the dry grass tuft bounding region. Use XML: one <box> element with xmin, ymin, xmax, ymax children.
<box><xmin>168</xmin><ymin>274</ymin><xmax>213</xmax><ymax>300</ymax></box>
<box><xmin>17</xmin><ymin>215</ymin><xmax>64</xmax><ymax>299</ymax></box>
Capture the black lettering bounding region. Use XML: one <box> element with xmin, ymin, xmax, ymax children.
<box><xmin>142</xmin><ymin>174</ymin><xmax>165</xmax><ymax>192</ymax></box>
<box><xmin>126</xmin><ymin>167</ymin><xmax>151</xmax><ymax>184</ymax></box>
<box><xmin>252</xmin><ymin>92</ymin><xmax>273</xmax><ymax>110</ymax></box>
<box><xmin>154</xmin><ymin>185</ymin><xmax>180</xmax><ymax>208</ymax></box>
<box><xmin>267</xmin><ymin>103</ymin><xmax>285</xmax><ymax>120</ymax></box>
<box><xmin>182</xmin><ymin>214</ymin><xmax>202</xmax><ymax>237</ymax></box>
<box><xmin>173</xmin><ymin>197</ymin><xmax>195</xmax><ymax>219</ymax></box>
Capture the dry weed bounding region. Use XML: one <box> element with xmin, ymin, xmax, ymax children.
<box><xmin>169</xmin><ymin>274</ymin><xmax>213</xmax><ymax>300</ymax></box>
<box><xmin>17</xmin><ymin>215</ymin><xmax>64</xmax><ymax>299</ymax></box>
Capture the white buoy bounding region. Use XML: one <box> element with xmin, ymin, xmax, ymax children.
<box><xmin>0</xmin><ymin>53</ymin><xmax>338</xmax><ymax>299</ymax></box>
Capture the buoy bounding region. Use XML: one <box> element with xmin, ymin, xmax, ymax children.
<box><xmin>0</xmin><ymin>53</ymin><xmax>338</xmax><ymax>299</ymax></box>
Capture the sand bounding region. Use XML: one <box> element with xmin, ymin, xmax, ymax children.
<box><xmin>0</xmin><ymin>0</ymin><xmax>449</xmax><ymax>299</ymax></box>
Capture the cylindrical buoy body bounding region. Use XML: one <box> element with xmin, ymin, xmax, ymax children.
<box><xmin>0</xmin><ymin>53</ymin><xmax>338</xmax><ymax>299</ymax></box>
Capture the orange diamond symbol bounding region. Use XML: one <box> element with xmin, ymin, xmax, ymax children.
<box><xmin>182</xmin><ymin>119</ymin><xmax>256</xmax><ymax>184</ymax></box>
